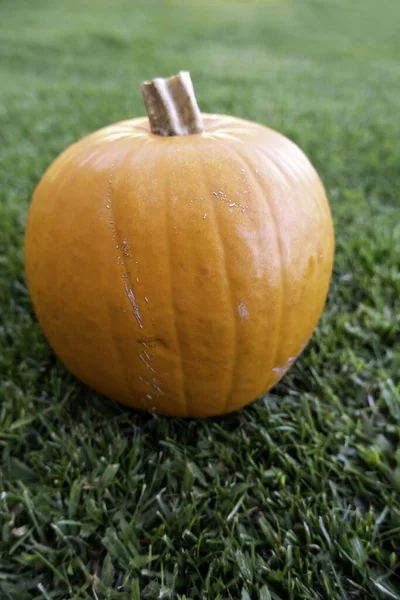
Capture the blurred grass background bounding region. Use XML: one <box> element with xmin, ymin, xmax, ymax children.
<box><xmin>1</xmin><ymin>0</ymin><xmax>400</xmax><ymax>598</ymax></box>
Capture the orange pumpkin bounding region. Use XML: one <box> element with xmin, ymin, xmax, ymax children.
<box><xmin>24</xmin><ymin>72</ymin><xmax>334</xmax><ymax>418</ymax></box>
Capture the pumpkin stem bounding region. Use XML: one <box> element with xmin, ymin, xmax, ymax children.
<box><xmin>141</xmin><ymin>71</ymin><xmax>204</xmax><ymax>136</ymax></box>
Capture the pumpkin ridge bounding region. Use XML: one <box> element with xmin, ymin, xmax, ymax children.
<box><xmin>196</xmin><ymin>143</ymin><xmax>238</xmax><ymax>416</ymax></box>
<box><xmin>299</xmin><ymin>161</ymin><xmax>324</xmax><ymax>348</ymax></box>
<box><xmin>225</xmin><ymin>141</ymin><xmax>286</xmax><ymax>391</ymax></box>
<box><xmin>256</xmin><ymin>144</ymin><xmax>329</xmax><ymax>368</ymax></box>
<box><xmin>254</xmin><ymin>145</ymin><xmax>298</xmax><ymax>377</ymax></box>
<box><xmin>41</xmin><ymin>145</ymin><xmax>96</xmax><ymax>365</ymax></box>
<box><xmin>163</xmin><ymin>146</ymin><xmax>188</xmax><ymax>416</ymax></box>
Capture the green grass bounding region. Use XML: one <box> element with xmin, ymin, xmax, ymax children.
<box><xmin>1</xmin><ymin>0</ymin><xmax>400</xmax><ymax>597</ymax></box>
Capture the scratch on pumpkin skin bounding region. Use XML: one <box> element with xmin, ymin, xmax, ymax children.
<box><xmin>139</xmin><ymin>352</ymin><xmax>156</xmax><ymax>373</ymax></box>
<box><xmin>107</xmin><ymin>152</ymin><xmax>161</xmax><ymax>402</ymax></box>
<box><xmin>143</xmin><ymin>349</ymin><xmax>152</xmax><ymax>361</ymax></box>
<box><xmin>121</xmin><ymin>239</ymin><xmax>132</xmax><ymax>259</ymax></box>
<box><xmin>104</xmin><ymin>161</ymin><xmax>136</xmax><ymax>400</ymax></box>
<box><xmin>272</xmin><ymin>340</ymin><xmax>308</xmax><ymax>378</ymax></box>
<box><xmin>272</xmin><ymin>356</ymin><xmax>297</xmax><ymax>377</ymax></box>
<box><xmin>238</xmin><ymin>302</ymin><xmax>250</xmax><ymax>321</ymax></box>
<box><xmin>124</xmin><ymin>281</ymin><xmax>143</xmax><ymax>330</ymax></box>
<box><xmin>139</xmin><ymin>355</ymin><xmax>165</xmax><ymax>399</ymax></box>
<box><xmin>151</xmin><ymin>377</ymin><xmax>165</xmax><ymax>396</ymax></box>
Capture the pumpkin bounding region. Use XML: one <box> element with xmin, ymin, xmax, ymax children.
<box><xmin>24</xmin><ymin>72</ymin><xmax>334</xmax><ymax>418</ymax></box>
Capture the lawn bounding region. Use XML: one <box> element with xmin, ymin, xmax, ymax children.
<box><xmin>1</xmin><ymin>0</ymin><xmax>400</xmax><ymax>598</ymax></box>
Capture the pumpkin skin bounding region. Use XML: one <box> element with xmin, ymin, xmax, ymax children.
<box><xmin>24</xmin><ymin>114</ymin><xmax>334</xmax><ymax>418</ymax></box>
